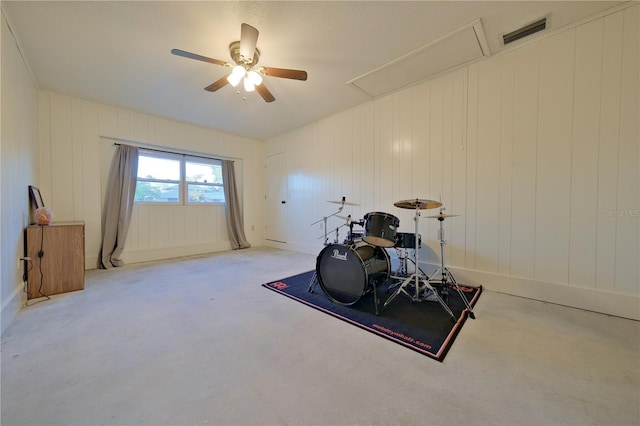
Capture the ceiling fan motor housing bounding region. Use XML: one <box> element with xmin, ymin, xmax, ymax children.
<box><xmin>229</xmin><ymin>41</ymin><xmax>260</xmax><ymax>68</ymax></box>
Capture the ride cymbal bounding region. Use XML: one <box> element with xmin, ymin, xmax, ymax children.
<box><xmin>393</xmin><ymin>199</ymin><xmax>442</xmax><ymax>210</ymax></box>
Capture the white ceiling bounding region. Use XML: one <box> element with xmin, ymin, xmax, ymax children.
<box><xmin>2</xmin><ymin>1</ymin><xmax>625</xmax><ymax>140</ymax></box>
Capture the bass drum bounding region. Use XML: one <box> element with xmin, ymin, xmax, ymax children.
<box><xmin>316</xmin><ymin>241</ymin><xmax>390</xmax><ymax>306</ymax></box>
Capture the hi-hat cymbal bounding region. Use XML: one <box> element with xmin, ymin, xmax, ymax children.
<box><xmin>327</xmin><ymin>200</ymin><xmax>360</xmax><ymax>206</ymax></box>
<box><xmin>393</xmin><ymin>199</ymin><xmax>442</xmax><ymax>210</ymax></box>
<box><xmin>426</xmin><ymin>213</ymin><xmax>460</xmax><ymax>219</ymax></box>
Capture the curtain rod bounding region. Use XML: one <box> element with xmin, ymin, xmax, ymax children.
<box><xmin>101</xmin><ymin>135</ymin><xmax>235</xmax><ymax>162</ymax></box>
<box><xmin>113</xmin><ymin>142</ymin><xmax>233</xmax><ymax>163</ymax></box>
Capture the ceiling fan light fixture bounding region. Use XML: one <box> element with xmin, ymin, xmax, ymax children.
<box><xmin>227</xmin><ymin>65</ymin><xmax>246</xmax><ymax>87</ymax></box>
<box><xmin>243</xmin><ymin>77</ymin><xmax>256</xmax><ymax>92</ymax></box>
<box><xmin>247</xmin><ymin>70</ymin><xmax>263</xmax><ymax>86</ymax></box>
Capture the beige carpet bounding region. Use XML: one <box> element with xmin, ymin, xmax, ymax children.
<box><xmin>2</xmin><ymin>246</ymin><xmax>639</xmax><ymax>425</ymax></box>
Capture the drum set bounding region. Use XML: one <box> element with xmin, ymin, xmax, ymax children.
<box><xmin>309</xmin><ymin>197</ymin><xmax>475</xmax><ymax>320</ymax></box>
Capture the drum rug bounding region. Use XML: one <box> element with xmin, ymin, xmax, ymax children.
<box><xmin>262</xmin><ymin>271</ymin><xmax>482</xmax><ymax>362</ymax></box>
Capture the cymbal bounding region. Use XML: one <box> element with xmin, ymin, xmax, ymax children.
<box><xmin>426</xmin><ymin>213</ymin><xmax>460</xmax><ymax>219</ymax></box>
<box><xmin>327</xmin><ymin>200</ymin><xmax>360</xmax><ymax>206</ymax></box>
<box><xmin>393</xmin><ymin>199</ymin><xmax>442</xmax><ymax>210</ymax></box>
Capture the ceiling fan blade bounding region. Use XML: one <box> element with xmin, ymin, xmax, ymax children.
<box><xmin>262</xmin><ymin>67</ymin><xmax>308</xmax><ymax>81</ymax></box>
<box><xmin>204</xmin><ymin>76</ymin><xmax>230</xmax><ymax>92</ymax></box>
<box><xmin>171</xmin><ymin>48</ymin><xmax>227</xmax><ymax>67</ymax></box>
<box><xmin>240</xmin><ymin>23</ymin><xmax>259</xmax><ymax>62</ymax></box>
<box><xmin>255</xmin><ymin>83</ymin><xmax>275</xmax><ymax>103</ymax></box>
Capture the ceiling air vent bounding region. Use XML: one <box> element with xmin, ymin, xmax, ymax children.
<box><xmin>503</xmin><ymin>17</ymin><xmax>547</xmax><ymax>45</ymax></box>
<box><xmin>347</xmin><ymin>19</ymin><xmax>491</xmax><ymax>98</ymax></box>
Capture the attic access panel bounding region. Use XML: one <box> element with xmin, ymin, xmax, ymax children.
<box><xmin>347</xmin><ymin>19</ymin><xmax>490</xmax><ymax>98</ymax></box>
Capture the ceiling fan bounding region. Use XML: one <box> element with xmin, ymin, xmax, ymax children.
<box><xmin>171</xmin><ymin>23</ymin><xmax>307</xmax><ymax>103</ymax></box>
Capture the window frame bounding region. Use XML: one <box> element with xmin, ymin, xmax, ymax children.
<box><xmin>134</xmin><ymin>150</ymin><xmax>225</xmax><ymax>205</ymax></box>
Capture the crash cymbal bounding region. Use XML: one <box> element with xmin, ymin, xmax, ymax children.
<box><xmin>327</xmin><ymin>200</ymin><xmax>360</xmax><ymax>206</ymax></box>
<box><xmin>393</xmin><ymin>199</ymin><xmax>442</xmax><ymax>210</ymax></box>
<box><xmin>426</xmin><ymin>213</ymin><xmax>460</xmax><ymax>219</ymax></box>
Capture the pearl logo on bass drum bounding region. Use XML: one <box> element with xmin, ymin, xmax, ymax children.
<box><xmin>331</xmin><ymin>249</ymin><xmax>348</xmax><ymax>261</ymax></box>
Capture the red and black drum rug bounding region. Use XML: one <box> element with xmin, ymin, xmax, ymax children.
<box><xmin>262</xmin><ymin>271</ymin><xmax>482</xmax><ymax>362</ymax></box>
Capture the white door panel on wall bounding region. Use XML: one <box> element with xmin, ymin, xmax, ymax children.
<box><xmin>266</xmin><ymin>152</ymin><xmax>288</xmax><ymax>243</ymax></box>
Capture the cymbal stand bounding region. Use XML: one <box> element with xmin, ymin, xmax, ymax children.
<box><xmin>311</xmin><ymin>198</ymin><xmax>346</xmax><ymax>246</ymax></box>
<box><xmin>309</xmin><ymin>198</ymin><xmax>346</xmax><ymax>293</ymax></box>
<box><xmin>383</xmin><ymin>205</ymin><xmax>456</xmax><ymax>322</ymax></box>
<box><xmin>429</xmin><ymin>210</ymin><xmax>476</xmax><ymax>319</ymax></box>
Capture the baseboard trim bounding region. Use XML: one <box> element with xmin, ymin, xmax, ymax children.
<box><xmin>120</xmin><ymin>242</ymin><xmax>234</xmax><ymax>265</ymax></box>
<box><xmin>264</xmin><ymin>240</ymin><xmax>288</xmax><ymax>250</ymax></box>
<box><xmin>420</xmin><ymin>262</ymin><xmax>639</xmax><ymax>321</ymax></box>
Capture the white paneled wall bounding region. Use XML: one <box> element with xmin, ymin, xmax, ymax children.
<box><xmin>38</xmin><ymin>92</ymin><xmax>264</xmax><ymax>268</ymax></box>
<box><xmin>1</xmin><ymin>10</ymin><xmax>39</xmax><ymax>333</ymax></box>
<box><xmin>265</xmin><ymin>5</ymin><xmax>639</xmax><ymax>319</ymax></box>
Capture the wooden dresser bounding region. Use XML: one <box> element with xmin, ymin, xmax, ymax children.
<box><xmin>26</xmin><ymin>222</ymin><xmax>85</xmax><ymax>299</ymax></box>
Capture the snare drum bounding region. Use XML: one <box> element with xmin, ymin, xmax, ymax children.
<box><xmin>363</xmin><ymin>212</ymin><xmax>399</xmax><ymax>248</ymax></box>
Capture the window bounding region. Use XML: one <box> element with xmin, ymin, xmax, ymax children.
<box><xmin>134</xmin><ymin>152</ymin><xmax>225</xmax><ymax>204</ymax></box>
<box><xmin>135</xmin><ymin>154</ymin><xmax>181</xmax><ymax>203</ymax></box>
<box><xmin>185</xmin><ymin>160</ymin><xmax>225</xmax><ymax>203</ymax></box>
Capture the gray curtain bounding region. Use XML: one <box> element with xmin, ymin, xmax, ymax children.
<box><xmin>99</xmin><ymin>144</ymin><xmax>139</xmax><ymax>269</ymax></box>
<box><xmin>222</xmin><ymin>160</ymin><xmax>251</xmax><ymax>249</ymax></box>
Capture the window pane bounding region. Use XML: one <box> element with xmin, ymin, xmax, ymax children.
<box><xmin>134</xmin><ymin>182</ymin><xmax>180</xmax><ymax>203</ymax></box>
<box><xmin>137</xmin><ymin>155</ymin><xmax>180</xmax><ymax>181</ymax></box>
<box><xmin>187</xmin><ymin>184</ymin><xmax>225</xmax><ymax>203</ymax></box>
<box><xmin>186</xmin><ymin>161</ymin><xmax>222</xmax><ymax>184</ymax></box>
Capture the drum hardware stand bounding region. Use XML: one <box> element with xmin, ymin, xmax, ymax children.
<box><xmin>388</xmin><ymin>247</ymin><xmax>414</xmax><ymax>291</ymax></box>
<box><xmin>309</xmin><ymin>197</ymin><xmax>355</xmax><ymax>294</ymax></box>
<box><xmin>345</xmin><ymin>218</ymin><xmax>364</xmax><ymax>244</ymax></box>
<box><xmin>395</xmin><ymin>248</ymin><xmax>410</xmax><ymax>277</ymax></box>
<box><xmin>383</xmin><ymin>201</ymin><xmax>456</xmax><ymax>322</ymax></box>
<box><xmin>323</xmin><ymin>225</ymin><xmax>342</xmax><ymax>244</ymax></box>
<box><xmin>427</xmin><ymin>209</ymin><xmax>476</xmax><ymax>319</ymax></box>
<box><xmin>371</xmin><ymin>276</ymin><xmax>382</xmax><ymax>316</ymax></box>
<box><xmin>308</xmin><ymin>271</ymin><xmax>319</xmax><ymax>293</ymax></box>
<box><xmin>309</xmin><ymin>223</ymin><xmax>347</xmax><ymax>293</ymax></box>
<box><xmin>311</xmin><ymin>197</ymin><xmax>348</xmax><ymax>246</ymax></box>
<box><xmin>388</xmin><ymin>247</ymin><xmax>426</xmax><ymax>290</ymax></box>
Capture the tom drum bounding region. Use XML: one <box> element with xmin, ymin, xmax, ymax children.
<box><xmin>394</xmin><ymin>232</ymin><xmax>422</xmax><ymax>249</ymax></box>
<box><xmin>363</xmin><ymin>212</ymin><xmax>400</xmax><ymax>248</ymax></box>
